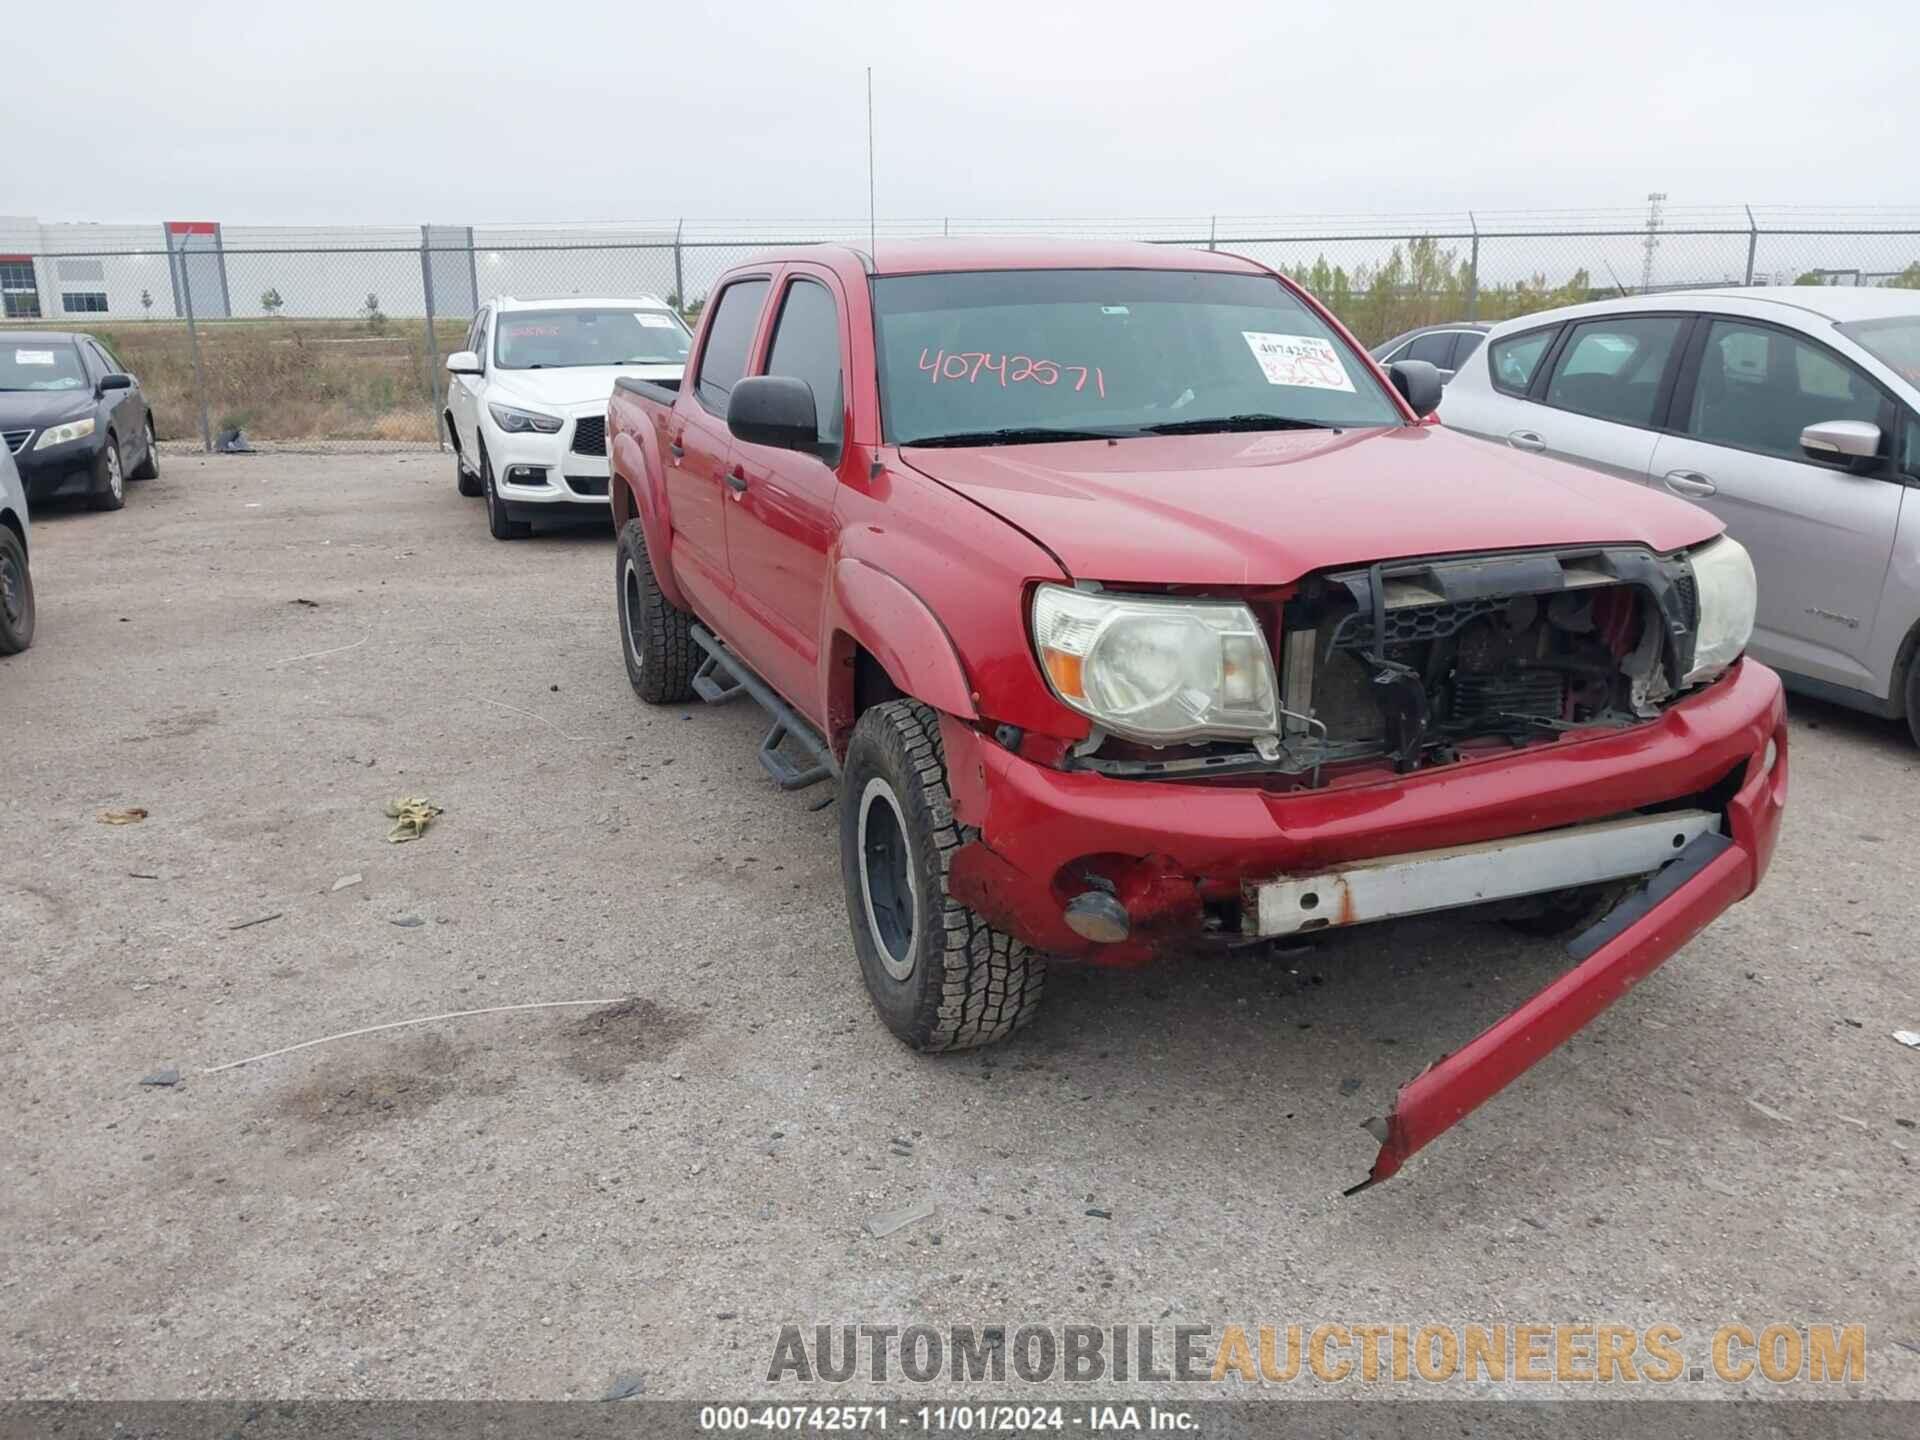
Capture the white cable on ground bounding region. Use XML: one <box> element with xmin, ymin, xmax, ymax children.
<box><xmin>200</xmin><ymin>998</ymin><xmax>633</xmax><ymax>1074</ymax></box>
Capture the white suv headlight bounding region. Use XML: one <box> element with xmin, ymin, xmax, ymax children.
<box><xmin>1031</xmin><ymin>584</ymin><xmax>1279</xmax><ymax>744</ymax></box>
<box><xmin>1683</xmin><ymin>535</ymin><xmax>1757</xmax><ymax>686</ymax></box>
<box><xmin>487</xmin><ymin>402</ymin><xmax>562</xmax><ymax>434</ymax></box>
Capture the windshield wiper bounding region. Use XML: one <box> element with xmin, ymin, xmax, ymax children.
<box><xmin>906</xmin><ymin>426</ymin><xmax>1125</xmax><ymax>448</ymax></box>
<box><xmin>1139</xmin><ymin>413</ymin><xmax>1338</xmax><ymax>435</ymax></box>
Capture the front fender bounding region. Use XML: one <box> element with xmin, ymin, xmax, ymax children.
<box><xmin>823</xmin><ymin>558</ymin><xmax>978</xmax><ymax>749</ymax></box>
<box><xmin>609</xmin><ymin>415</ymin><xmax>689</xmax><ymax>612</ymax></box>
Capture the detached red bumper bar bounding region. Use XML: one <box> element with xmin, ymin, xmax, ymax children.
<box><xmin>1353</xmin><ymin>699</ymin><xmax>1788</xmax><ymax>1191</ymax></box>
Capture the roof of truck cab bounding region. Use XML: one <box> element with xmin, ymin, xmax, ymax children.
<box><xmin>786</xmin><ymin>239</ymin><xmax>1271</xmax><ymax>277</ymax></box>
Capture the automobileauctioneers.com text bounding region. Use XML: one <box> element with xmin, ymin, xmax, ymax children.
<box><xmin>768</xmin><ymin>1323</ymin><xmax>1867</xmax><ymax>1386</ymax></box>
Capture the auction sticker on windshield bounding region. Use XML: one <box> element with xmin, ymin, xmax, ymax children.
<box><xmin>636</xmin><ymin>313</ymin><xmax>678</xmax><ymax>328</ymax></box>
<box><xmin>15</xmin><ymin>350</ymin><xmax>55</xmax><ymax>365</ymax></box>
<box><xmin>1242</xmin><ymin>332</ymin><xmax>1355</xmax><ymax>392</ymax></box>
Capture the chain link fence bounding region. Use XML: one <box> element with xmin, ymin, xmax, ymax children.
<box><xmin>4</xmin><ymin>209</ymin><xmax>1917</xmax><ymax>451</ymax></box>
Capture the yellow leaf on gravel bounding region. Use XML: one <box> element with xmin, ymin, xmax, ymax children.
<box><xmin>98</xmin><ymin>808</ymin><xmax>149</xmax><ymax>825</ymax></box>
<box><xmin>384</xmin><ymin>796</ymin><xmax>442</xmax><ymax>843</ymax></box>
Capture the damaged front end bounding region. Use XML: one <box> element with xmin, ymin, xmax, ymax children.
<box><xmin>1066</xmin><ymin>543</ymin><xmax>1704</xmax><ymax>787</ymax></box>
<box><xmin>1281</xmin><ymin>545</ymin><xmax>1698</xmax><ymax>777</ymax></box>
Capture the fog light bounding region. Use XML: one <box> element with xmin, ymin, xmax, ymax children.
<box><xmin>505</xmin><ymin>465</ymin><xmax>550</xmax><ymax>486</ymax></box>
<box><xmin>1063</xmin><ymin>890</ymin><xmax>1130</xmax><ymax>944</ymax></box>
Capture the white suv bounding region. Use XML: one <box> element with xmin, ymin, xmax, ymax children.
<box><xmin>444</xmin><ymin>295</ymin><xmax>692</xmax><ymax>539</ymax></box>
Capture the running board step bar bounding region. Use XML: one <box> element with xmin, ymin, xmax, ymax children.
<box><xmin>689</xmin><ymin>626</ymin><xmax>838</xmax><ymax>792</ymax></box>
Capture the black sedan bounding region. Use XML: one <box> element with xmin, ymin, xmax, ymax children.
<box><xmin>0</xmin><ymin>331</ymin><xmax>158</xmax><ymax>511</ymax></box>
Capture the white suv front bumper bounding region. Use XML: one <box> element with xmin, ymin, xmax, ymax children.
<box><xmin>485</xmin><ymin>400</ymin><xmax>611</xmax><ymax>507</ymax></box>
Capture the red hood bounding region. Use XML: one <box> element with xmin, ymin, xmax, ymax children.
<box><xmin>898</xmin><ymin>425</ymin><xmax>1720</xmax><ymax>586</ymax></box>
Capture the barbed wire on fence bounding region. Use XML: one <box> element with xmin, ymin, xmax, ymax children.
<box><xmin>4</xmin><ymin>207</ymin><xmax>1917</xmax><ymax>450</ymax></box>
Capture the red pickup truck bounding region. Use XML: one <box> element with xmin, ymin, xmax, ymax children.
<box><xmin>606</xmin><ymin>240</ymin><xmax>1787</xmax><ymax>1189</ymax></box>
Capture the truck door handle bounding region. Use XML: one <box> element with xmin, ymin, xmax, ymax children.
<box><xmin>726</xmin><ymin>466</ymin><xmax>749</xmax><ymax>495</ymax></box>
<box><xmin>1662</xmin><ymin>470</ymin><xmax>1717</xmax><ymax>497</ymax></box>
<box><xmin>1507</xmin><ymin>430</ymin><xmax>1546</xmax><ymax>452</ymax></box>
<box><xmin>669</xmin><ymin>438</ymin><xmax>685</xmax><ymax>461</ymax></box>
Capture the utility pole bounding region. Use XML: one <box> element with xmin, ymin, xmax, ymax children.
<box><xmin>1640</xmin><ymin>192</ymin><xmax>1667</xmax><ymax>294</ymax></box>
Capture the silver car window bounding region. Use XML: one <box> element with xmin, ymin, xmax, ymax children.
<box><xmin>1685</xmin><ymin>320</ymin><xmax>1881</xmax><ymax>463</ymax></box>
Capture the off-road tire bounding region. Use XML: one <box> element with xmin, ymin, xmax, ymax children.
<box><xmin>480</xmin><ymin>440</ymin><xmax>528</xmax><ymax>539</ymax></box>
<box><xmin>615</xmin><ymin>519</ymin><xmax>694</xmax><ymax>703</ymax></box>
<box><xmin>841</xmin><ymin>699</ymin><xmax>1046</xmax><ymax>1051</ymax></box>
<box><xmin>128</xmin><ymin>417</ymin><xmax>160</xmax><ymax>480</ymax></box>
<box><xmin>454</xmin><ymin>422</ymin><xmax>482</xmax><ymax>497</ymax></box>
<box><xmin>87</xmin><ymin>433</ymin><xmax>125</xmax><ymax>511</ymax></box>
<box><xmin>1499</xmin><ymin>880</ymin><xmax>1632</xmax><ymax>939</ymax></box>
<box><xmin>0</xmin><ymin>526</ymin><xmax>34</xmax><ymax>654</ymax></box>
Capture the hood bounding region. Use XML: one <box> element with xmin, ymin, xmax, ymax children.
<box><xmin>490</xmin><ymin>364</ymin><xmax>682</xmax><ymax>410</ymax></box>
<box><xmin>898</xmin><ymin>425</ymin><xmax>1721</xmax><ymax>586</ymax></box>
<box><xmin>0</xmin><ymin>389</ymin><xmax>93</xmax><ymax>429</ymax></box>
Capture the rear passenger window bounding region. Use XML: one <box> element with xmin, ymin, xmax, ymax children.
<box><xmin>1543</xmin><ymin>316</ymin><xmax>1685</xmax><ymax>428</ymax></box>
<box><xmin>1407</xmin><ymin>332</ymin><xmax>1456</xmax><ymax>367</ymax></box>
<box><xmin>694</xmin><ymin>279</ymin><xmax>770</xmax><ymax>413</ymax></box>
<box><xmin>1684</xmin><ymin>319</ymin><xmax>1882</xmax><ymax>463</ymax></box>
<box><xmin>1489</xmin><ymin>328</ymin><xmax>1554</xmax><ymax>394</ymax></box>
<box><xmin>763</xmin><ymin>279</ymin><xmax>845</xmax><ymax>455</ymax></box>
<box><xmin>1449</xmin><ymin>331</ymin><xmax>1485</xmax><ymax>370</ymax></box>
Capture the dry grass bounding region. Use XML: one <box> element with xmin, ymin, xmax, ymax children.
<box><xmin>9</xmin><ymin>317</ymin><xmax>466</xmax><ymax>443</ymax></box>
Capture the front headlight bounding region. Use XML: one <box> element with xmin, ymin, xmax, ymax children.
<box><xmin>1031</xmin><ymin>584</ymin><xmax>1279</xmax><ymax>744</ymax></box>
<box><xmin>1683</xmin><ymin>535</ymin><xmax>1757</xmax><ymax>686</ymax></box>
<box><xmin>34</xmin><ymin>416</ymin><xmax>96</xmax><ymax>449</ymax></box>
<box><xmin>487</xmin><ymin>402</ymin><xmax>562</xmax><ymax>434</ymax></box>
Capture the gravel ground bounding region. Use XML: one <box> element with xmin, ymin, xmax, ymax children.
<box><xmin>2</xmin><ymin>452</ymin><xmax>1916</xmax><ymax>1403</ymax></box>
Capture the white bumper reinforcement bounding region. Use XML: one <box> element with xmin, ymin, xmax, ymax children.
<box><xmin>1245</xmin><ymin>809</ymin><xmax>1721</xmax><ymax>938</ymax></box>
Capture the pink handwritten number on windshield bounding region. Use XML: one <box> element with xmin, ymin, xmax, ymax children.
<box><xmin>919</xmin><ymin>349</ymin><xmax>1104</xmax><ymax>397</ymax></box>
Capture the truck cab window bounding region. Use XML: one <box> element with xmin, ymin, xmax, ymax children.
<box><xmin>764</xmin><ymin>279</ymin><xmax>844</xmax><ymax>454</ymax></box>
<box><xmin>695</xmin><ymin>279</ymin><xmax>769</xmax><ymax>414</ymax></box>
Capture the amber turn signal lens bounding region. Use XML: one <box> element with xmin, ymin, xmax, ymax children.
<box><xmin>1042</xmin><ymin>648</ymin><xmax>1085</xmax><ymax>700</ymax></box>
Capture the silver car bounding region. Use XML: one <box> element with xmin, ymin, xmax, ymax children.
<box><xmin>1442</xmin><ymin>287</ymin><xmax>1920</xmax><ymax>742</ymax></box>
<box><xmin>1370</xmin><ymin>322</ymin><xmax>1490</xmax><ymax>384</ymax></box>
<box><xmin>0</xmin><ymin>439</ymin><xmax>32</xmax><ymax>654</ymax></box>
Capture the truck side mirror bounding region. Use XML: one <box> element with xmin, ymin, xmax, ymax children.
<box><xmin>728</xmin><ymin>375</ymin><xmax>819</xmax><ymax>452</ymax></box>
<box><xmin>1387</xmin><ymin>360</ymin><xmax>1444</xmax><ymax>418</ymax></box>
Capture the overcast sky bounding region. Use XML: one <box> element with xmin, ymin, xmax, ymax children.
<box><xmin>6</xmin><ymin>0</ymin><xmax>1913</xmax><ymax>226</ymax></box>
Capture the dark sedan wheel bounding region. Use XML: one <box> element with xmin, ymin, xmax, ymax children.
<box><xmin>87</xmin><ymin>433</ymin><xmax>126</xmax><ymax>511</ymax></box>
<box><xmin>129</xmin><ymin>416</ymin><xmax>160</xmax><ymax>480</ymax></box>
<box><xmin>0</xmin><ymin>526</ymin><xmax>34</xmax><ymax>654</ymax></box>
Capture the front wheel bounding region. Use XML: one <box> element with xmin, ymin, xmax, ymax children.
<box><xmin>0</xmin><ymin>526</ymin><xmax>34</xmax><ymax>654</ymax></box>
<box><xmin>615</xmin><ymin>519</ymin><xmax>694</xmax><ymax>703</ymax></box>
<box><xmin>1498</xmin><ymin>881</ymin><xmax>1630</xmax><ymax>939</ymax></box>
<box><xmin>1905</xmin><ymin>648</ymin><xmax>1920</xmax><ymax>749</ymax></box>
<box><xmin>87</xmin><ymin>435</ymin><xmax>125</xmax><ymax>511</ymax></box>
<box><xmin>840</xmin><ymin>700</ymin><xmax>1046</xmax><ymax>1051</ymax></box>
<box><xmin>480</xmin><ymin>440</ymin><xmax>528</xmax><ymax>540</ymax></box>
<box><xmin>453</xmin><ymin>420</ymin><xmax>481</xmax><ymax>497</ymax></box>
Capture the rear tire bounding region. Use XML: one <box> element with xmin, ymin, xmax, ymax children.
<box><xmin>128</xmin><ymin>417</ymin><xmax>159</xmax><ymax>480</ymax></box>
<box><xmin>0</xmin><ymin>526</ymin><xmax>34</xmax><ymax>654</ymax></box>
<box><xmin>840</xmin><ymin>700</ymin><xmax>1046</xmax><ymax>1051</ymax></box>
<box><xmin>615</xmin><ymin>519</ymin><xmax>695</xmax><ymax>703</ymax></box>
<box><xmin>480</xmin><ymin>440</ymin><xmax>528</xmax><ymax>540</ymax></box>
<box><xmin>87</xmin><ymin>435</ymin><xmax>125</xmax><ymax>511</ymax></box>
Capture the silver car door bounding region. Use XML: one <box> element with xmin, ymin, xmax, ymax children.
<box><xmin>1650</xmin><ymin>315</ymin><xmax>1900</xmax><ymax>694</ymax></box>
<box><xmin>1514</xmin><ymin>314</ymin><xmax>1689</xmax><ymax>484</ymax></box>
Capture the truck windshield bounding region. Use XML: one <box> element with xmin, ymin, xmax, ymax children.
<box><xmin>494</xmin><ymin>308</ymin><xmax>691</xmax><ymax>370</ymax></box>
<box><xmin>1838</xmin><ymin>315</ymin><xmax>1920</xmax><ymax>388</ymax></box>
<box><xmin>873</xmin><ymin>269</ymin><xmax>1401</xmax><ymax>445</ymax></box>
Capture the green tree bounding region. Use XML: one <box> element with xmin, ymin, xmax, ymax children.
<box><xmin>260</xmin><ymin>287</ymin><xmax>284</xmax><ymax>315</ymax></box>
<box><xmin>1886</xmin><ymin>261</ymin><xmax>1920</xmax><ymax>290</ymax></box>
